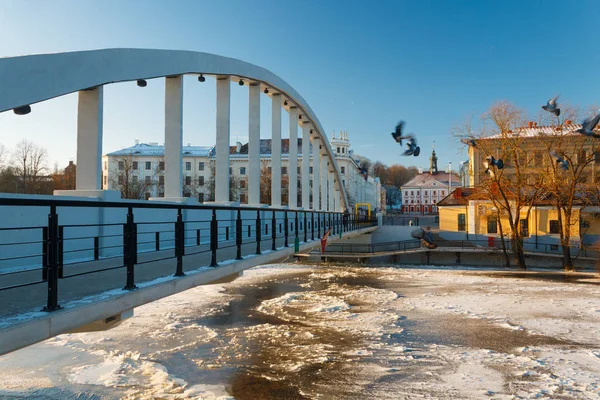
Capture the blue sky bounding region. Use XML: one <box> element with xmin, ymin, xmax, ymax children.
<box><xmin>0</xmin><ymin>0</ymin><xmax>598</xmax><ymax>172</ymax></box>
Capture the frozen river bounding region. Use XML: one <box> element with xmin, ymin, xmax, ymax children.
<box><xmin>1</xmin><ymin>264</ymin><xmax>599</xmax><ymax>399</ymax></box>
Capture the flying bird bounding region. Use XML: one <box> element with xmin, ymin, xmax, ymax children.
<box><xmin>403</xmin><ymin>137</ymin><xmax>421</xmax><ymax>157</ymax></box>
<box><xmin>483</xmin><ymin>156</ymin><xmax>504</xmax><ymax>174</ymax></box>
<box><xmin>542</xmin><ymin>96</ymin><xmax>560</xmax><ymax>117</ymax></box>
<box><xmin>357</xmin><ymin>166</ymin><xmax>369</xmax><ymax>181</ymax></box>
<box><xmin>550</xmin><ymin>150</ymin><xmax>569</xmax><ymax>170</ymax></box>
<box><xmin>461</xmin><ymin>138</ymin><xmax>477</xmax><ymax>147</ymax></box>
<box><xmin>391</xmin><ymin>121</ymin><xmax>412</xmax><ymax>146</ymax></box>
<box><xmin>576</xmin><ymin>114</ymin><xmax>600</xmax><ymax>138</ymax></box>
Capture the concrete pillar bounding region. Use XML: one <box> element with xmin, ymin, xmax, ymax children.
<box><xmin>328</xmin><ymin>171</ymin><xmax>334</xmax><ymax>211</ymax></box>
<box><xmin>301</xmin><ymin>122</ymin><xmax>311</xmax><ymax>209</ymax></box>
<box><xmin>320</xmin><ymin>154</ymin><xmax>328</xmax><ymax>211</ymax></box>
<box><xmin>312</xmin><ymin>137</ymin><xmax>321</xmax><ymax>210</ymax></box>
<box><xmin>248</xmin><ymin>84</ymin><xmax>261</xmax><ymax>205</ymax></box>
<box><xmin>215</xmin><ymin>77</ymin><xmax>230</xmax><ymax>202</ymax></box>
<box><xmin>164</xmin><ymin>76</ymin><xmax>183</xmax><ymax>198</ymax></box>
<box><xmin>76</xmin><ymin>86</ymin><xmax>103</xmax><ymax>190</ymax></box>
<box><xmin>271</xmin><ymin>94</ymin><xmax>282</xmax><ymax>207</ymax></box>
<box><xmin>288</xmin><ymin>107</ymin><xmax>298</xmax><ymax>208</ymax></box>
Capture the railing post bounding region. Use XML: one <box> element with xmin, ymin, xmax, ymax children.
<box><xmin>311</xmin><ymin>212</ymin><xmax>315</xmax><ymax>241</ymax></box>
<box><xmin>174</xmin><ymin>208</ymin><xmax>185</xmax><ymax>276</ymax></box>
<box><xmin>236</xmin><ymin>209</ymin><xmax>243</xmax><ymax>260</ymax></box>
<box><xmin>94</xmin><ymin>236</ymin><xmax>99</xmax><ymax>260</ymax></box>
<box><xmin>123</xmin><ymin>206</ymin><xmax>137</xmax><ymax>290</ymax></box>
<box><xmin>196</xmin><ymin>229</ymin><xmax>200</xmax><ymax>246</ymax></box>
<box><xmin>295</xmin><ymin>211</ymin><xmax>299</xmax><ymax>240</ymax></box>
<box><xmin>155</xmin><ymin>232</ymin><xmax>160</xmax><ymax>251</ymax></box>
<box><xmin>57</xmin><ymin>226</ymin><xmax>64</xmax><ymax>278</ymax></box>
<box><xmin>318</xmin><ymin>213</ymin><xmax>321</xmax><ymax>238</ymax></box>
<box><xmin>210</xmin><ymin>209</ymin><xmax>218</xmax><ymax>267</ymax></box>
<box><xmin>284</xmin><ymin>211</ymin><xmax>289</xmax><ymax>247</ymax></box>
<box><xmin>43</xmin><ymin>205</ymin><xmax>61</xmax><ymax>311</ymax></box>
<box><xmin>329</xmin><ymin>213</ymin><xmax>333</xmax><ymax>235</ymax></box>
<box><xmin>256</xmin><ymin>210</ymin><xmax>262</xmax><ymax>255</ymax></box>
<box><xmin>42</xmin><ymin>226</ymin><xmax>48</xmax><ymax>281</ymax></box>
<box><xmin>271</xmin><ymin>211</ymin><xmax>277</xmax><ymax>251</ymax></box>
<box><xmin>303</xmin><ymin>211</ymin><xmax>308</xmax><ymax>243</ymax></box>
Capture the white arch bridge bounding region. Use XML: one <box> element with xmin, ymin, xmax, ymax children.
<box><xmin>0</xmin><ymin>49</ymin><xmax>379</xmax><ymax>355</ymax></box>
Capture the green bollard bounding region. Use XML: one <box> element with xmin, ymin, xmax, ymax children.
<box><xmin>294</xmin><ymin>236</ymin><xmax>300</xmax><ymax>252</ymax></box>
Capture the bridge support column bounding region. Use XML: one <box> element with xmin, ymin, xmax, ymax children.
<box><xmin>288</xmin><ymin>106</ymin><xmax>298</xmax><ymax>209</ymax></box>
<box><xmin>312</xmin><ymin>137</ymin><xmax>321</xmax><ymax>210</ymax></box>
<box><xmin>76</xmin><ymin>86</ymin><xmax>103</xmax><ymax>190</ymax></box>
<box><xmin>271</xmin><ymin>94</ymin><xmax>282</xmax><ymax>207</ymax></box>
<box><xmin>215</xmin><ymin>77</ymin><xmax>231</xmax><ymax>203</ymax></box>
<box><xmin>248</xmin><ymin>83</ymin><xmax>261</xmax><ymax>205</ymax></box>
<box><xmin>301</xmin><ymin>122</ymin><xmax>311</xmax><ymax>209</ymax></box>
<box><xmin>164</xmin><ymin>76</ymin><xmax>184</xmax><ymax>199</ymax></box>
<box><xmin>320</xmin><ymin>154</ymin><xmax>328</xmax><ymax>211</ymax></box>
<box><xmin>328</xmin><ymin>171</ymin><xmax>334</xmax><ymax>211</ymax></box>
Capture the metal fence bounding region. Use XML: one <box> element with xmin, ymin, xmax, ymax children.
<box><xmin>0</xmin><ymin>196</ymin><xmax>377</xmax><ymax>313</ymax></box>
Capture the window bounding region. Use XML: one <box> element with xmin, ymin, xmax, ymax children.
<box><xmin>198</xmin><ymin>193</ymin><xmax>204</xmax><ymax>203</ymax></box>
<box><xmin>309</xmin><ymin>179</ymin><xmax>313</xmax><ymax>188</ymax></box>
<box><xmin>185</xmin><ymin>176</ymin><xmax>191</xmax><ymax>185</ymax></box>
<box><xmin>133</xmin><ymin>161</ymin><xmax>138</xmax><ymax>170</ymax></box>
<box><xmin>158</xmin><ymin>192</ymin><xmax>164</xmax><ymax>198</ymax></box>
<box><xmin>159</xmin><ymin>161</ymin><xmax>164</xmax><ymax>171</ymax></box>
<box><xmin>145</xmin><ymin>161</ymin><xmax>151</xmax><ymax>170</ymax></box>
<box><xmin>549</xmin><ymin>220</ymin><xmax>559</xmax><ymax>234</ymax></box>
<box><xmin>199</xmin><ymin>162</ymin><xmax>205</xmax><ymax>171</ymax></box>
<box><xmin>240</xmin><ymin>167</ymin><xmax>246</xmax><ymax>175</ymax></box>
<box><xmin>240</xmin><ymin>180</ymin><xmax>246</xmax><ymax>188</ymax></box>
<box><xmin>104</xmin><ymin>161</ymin><xmax>107</xmax><ymax>170</ymax></box>
<box><xmin>282</xmin><ymin>167</ymin><xmax>287</xmax><ymax>175</ymax></box>
<box><xmin>487</xmin><ymin>216</ymin><xmax>498</xmax><ymax>234</ymax></box>
<box><xmin>268</xmin><ymin>167</ymin><xmax>272</xmax><ymax>173</ymax></box>
<box><xmin>579</xmin><ymin>150</ymin><xmax>587</xmax><ymax>164</ymax></box>
<box><xmin>186</xmin><ymin>162</ymin><xmax>191</xmax><ymax>171</ymax></box>
<box><xmin>145</xmin><ymin>192</ymin><xmax>151</xmax><ymax>200</ymax></box>
<box><xmin>595</xmin><ymin>152</ymin><xmax>600</xmax><ymax>165</ymax></box>
<box><xmin>458</xmin><ymin>213</ymin><xmax>466</xmax><ymax>231</ymax></box>
<box><xmin>229</xmin><ymin>167</ymin><xmax>232</xmax><ymax>175</ymax></box>
<box><xmin>298</xmin><ymin>167</ymin><xmax>301</xmax><ymax>174</ymax></box>
<box><xmin>132</xmin><ymin>176</ymin><xmax>138</xmax><ymax>184</ymax></box>
<box><xmin>441</xmin><ymin>191</ymin><xmax>445</xmax><ymax>196</ymax></box>
<box><xmin>198</xmin><ymin>176</ymin><xmax>204</xmax><ymax>186</ymax></box>
<box><xmin>341</xmin><ymin>166</ymin><xmax>345</xmax><ymax>174</ymax></box>
<box><xmin>405</xmin><ymin>199</ymin><xmax>409</xmax><ymax>204</ymax></box>
<box><xmin>118</xmin><ymin>161</ymin><xmax>125</xmax><ymax>171</ymax></box>
<box><xmin>342</xmin><ymin>180</ymin><xmax>345</xmax><ymax>187</ymax></box>
<box><xmin>240</xmin><ymin>193</ymin><xmax>246</xmax><ymax>203</ymax></box>
<box><xmin>520</xmin><ymin>219</ymin><xmax>529</xmax><ymax>237</ymax></box>
<box><xmin>159</xmin><ymin>176</ymin><xmax>164</xmax><ymax>185</ymax></box>
<box><xmin>309</xmin><ymin>166</ymin><xmax>313</xmax><ymax>174</ymax></box>
<box><xmin>533</xmin><ymin>151</ymin><xmax>543</xmax><ymax>167</ymax></box>
<box><xmin>118</xmin><ymin>175</ymin><xmax>124</xmax><ymax>185</ymax></box>
<box><xmin>145</xmin><ymin>176</ymin><xmax>151</xmax><ymax>184</ymax></box>
<box><xmin>103</xmin><ymin>175</ymin><xmax>107</xmax><ymax>185</ymax></box>
<box><xmin>411</xmin><ymin>190</ymin><xmax>414</xmax><ymax>196</ymax></box>
<box><xmin>337</xmin><ymin>147</ymin><xmax>340</xmax><ymax>153</ymax></box>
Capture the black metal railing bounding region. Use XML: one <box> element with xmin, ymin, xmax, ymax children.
<box><xmin>0</xmin><ymin>196</ymin><xmax>377</xmax><ymax>315</ymax></box>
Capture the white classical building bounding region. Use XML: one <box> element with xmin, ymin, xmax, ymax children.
<box><xmin>102</xmin><ymin>131</ymin><xmax>382</xmax><ymax>211</ymax></box>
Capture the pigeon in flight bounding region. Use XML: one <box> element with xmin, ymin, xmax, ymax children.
<box><xmin>576</xmin><ymin>114</ymin><xmax>600</xmax><ymax>138</ymax></box>
<box><xmin>550</xmin><ymin>150</ymin><xmax>569</xmax><ymax>170</ymax></box>
<box><xmin>357</xmin><ymin>166</ymin><xmax>369</xmax><ymax>181</ymax></box>
<box><xmin>461</xmin><ymin>138</ymin><xmax>477</xmax><ymax>147</ymax></box>
<box><xmin>542</xmin><ymin>96</ymin><xmax>560</xmax><ymax>117</ymax></box>
<box><xmin>483</xmin><ymin>156</ymin><xmax>504</xmax><ymax>174</ymax></box>
<box><xmin>391</xmin><ymin>121</ymin><xmax>412</xmax><ymax>146</ymax></box>
<box><xmin>403</xmin><ymin>137</ymin><xmax>421</xmax><ymax>157</ymax></box>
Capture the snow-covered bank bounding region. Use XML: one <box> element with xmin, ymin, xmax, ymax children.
<box><xmin>0</xmin><ymin>264</ymin><xmax>598</xmax><ymax>399</ymax></box>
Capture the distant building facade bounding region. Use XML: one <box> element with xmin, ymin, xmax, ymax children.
<box><xmin>102</xmin><ymin>131</ymin><xmax>382</xmax><ymax>211</ymax></box>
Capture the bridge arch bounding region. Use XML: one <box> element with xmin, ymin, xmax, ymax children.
<box><xmin>0</xmin><ymin>49</ymin><xmax>348</xmax><ymax>211</ymax></box>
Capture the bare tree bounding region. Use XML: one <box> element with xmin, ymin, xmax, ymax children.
<box><xmin>206</xmin><ymin>160</ymin><xmax>241</xmax><ymax>202</ymax></box>
<box><xmin>11</xmin><ymin>139</ymin><xmax>48</xmax><ymax>194</ymax></box>
<box><xmin>109</xmin><ymin>154</ymin><xmax>154</xmax><ymax>199</ymax></box>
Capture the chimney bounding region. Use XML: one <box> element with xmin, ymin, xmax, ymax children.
<box><xmin>533</xmin><ymin>122</ymin><xmax>537</xmax><ymax>128</ymax></box>
<box><xmin>565</xmin><ymin>120</ymin><xmax>572</xmax><ymax>125</ymax></box>
<box><xmin>236</xmin><ymin>141</ymin><xmax>242</xmax><ymax>153</ymax></box>
<box><xmin>528</xmin><ymin>121</ymin><xmax>533</xmax><ymax>128</ymax></box>
<box><xmin>68</xmin><ymin>160</ymin><xmax>74</xmax><ymax>166</ymax></box>
<box><xmin>453</xmin><ymin>187</ymin><xmax>462</xmax><ymax>198</ymax></box>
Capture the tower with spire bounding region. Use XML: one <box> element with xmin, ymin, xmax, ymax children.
<box><xmin>429</xmin><ymin>143</ymin><xmax>438</xmax><ymax>174</ymax></box>
<box><xmin>330</xmin><ymin>130</ymin><xmax>351</xmax><ymax>156</ymax></box>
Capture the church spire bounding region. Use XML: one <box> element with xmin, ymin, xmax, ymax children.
<box><xmin>430</xmin><ymin>143</ymin><xmax>438</xmax><ymax>174</ymax></box>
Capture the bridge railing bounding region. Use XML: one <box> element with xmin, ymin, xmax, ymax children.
<box><xmin>0</xmin><ymin>196</ymin><xmax>377</xmax><ymax>319</ymax></box>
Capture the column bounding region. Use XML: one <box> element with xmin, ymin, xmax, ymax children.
<box><xmin>164</xmin><ymin>76</ymin><xmax>183</xmax><ymax>198</ymax></box>
<box><xmin>215</xmin><ymin>77</ymin><xmax>230</xmax><ymax>202</ymax></box>
<box><xmin>76</xmin><ymin>86</ymin><xmax>103</xmax><ymax>190</ymax></box>
<box><xmin>328</xmin><ymin>171</ymin><xmax>334</xmax><ymax>211</ymax></box>
<box><xmin>301</xmin><ymin>122</ymin><xmax>311</xmax><ymax>209</ymax></box>
<box><xmin>288</xmin><ymin>106</ymin><xmax>298</xmax><ymax>208</ymax></box>
<box><xmin>248</xmin><ymin>83</ymin><xmax>260</xmax><ymax>205</ymax></box>
<box><xmin>271</xmin><ymin>94</ymin><xmax>282</xmax><ymax>207</ymax></box>
<box><xmin>320</xmin><ymin>154</ymin><xmax>328</xmax><ymax>211</ymax></box>
<box><xmin>312</xmin><ymin>137</ymin><xmax>321</xmax><ymax>210</ymax></box>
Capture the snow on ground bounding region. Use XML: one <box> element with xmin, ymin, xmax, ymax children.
<box><xmin>0</xmin><ymin>263</ymin><xmax>599</xmax><ymax>399</ymax></box>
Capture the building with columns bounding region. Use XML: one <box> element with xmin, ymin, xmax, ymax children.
<box><xmin>102</xmin><ymin>130</ymin><xmax>382</xmax><ymax>212</ymax></box>
<box><xmin>401</xmin><ymin>148</ymin><xmax>460</xmax><ymax>214</ymax></box>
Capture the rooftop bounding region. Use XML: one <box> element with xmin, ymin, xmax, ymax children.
<box><xmin>402</xmin><ymin>172</ymin><xmax>461</xmax><ymax>188</ymax></box>
<box><xmin>106</xmin><ymin>143</ymin><xmax>213</xmax><ymax>157</ymax></box>
<box><xmin>482</xmin><ymin>121</ymin><xmax>598</xmax><ymax>140</ymax></box>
